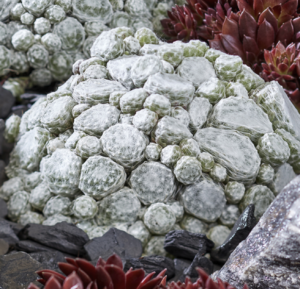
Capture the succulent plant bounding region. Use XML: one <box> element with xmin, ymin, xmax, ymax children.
<box><xmin>1</xmin><ymin>27</ymin><xmax>300</xmax><ymax>255</ymax></box>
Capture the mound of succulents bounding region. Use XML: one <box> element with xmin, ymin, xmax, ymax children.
<box><xmin>1</xmin><ymin>27</ymin><xmax>300</xmax><ymax>256</ymax></box>
<box><xmin>0</xmin><ymin>0</ymin><xmax>180</xmax><ymax>86</ymax></box>
<box><xmin>27</xmin><ymin>253</ymin><xmax>249</xmax><ymax>289</ymax></box>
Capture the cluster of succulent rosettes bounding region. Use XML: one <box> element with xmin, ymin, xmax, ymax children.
<box><xmin>0</xmin><ymin>0</ymin><xmax>179</xmax><ymax>86</ymax></box>
<box><xmin>2</xmin><ymin>27</ymin><xmax>300</xmax><ymax>255</ymax></box>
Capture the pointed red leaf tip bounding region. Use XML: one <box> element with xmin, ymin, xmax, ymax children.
<box><xmin>41</xmin><ymin>272</ymin><xmax>65</xmax><ymax>285</ymax></box>
<box><xmin>205</xmin><ymin>277</ymin><xmax>219</xmax><ymax>289</ymax></box>
<box><xmin>97</xmin><ymin>257</ymin><xmax>106</xmax><ymax>267</ymax></box>
<box><xmin>106</xmin><ymin>254</ymin><xmax>123</xmax><ymax>269</ymax></box>
<box><xmin>138</xmin><ymin>276</ymin><xmax>163</xmax><ymax>289</ymax></box>
<box><xmin>125</xmin><ymin>269</ymin><xmax>145</xmax><ymax>289</ymax></box>
<box><xmin>77</xmin><ymin>268</ymin><xmax>93</xmax><ymax>287</ymax></box>
<box><xmin>63</xmin><ymin>271</ymin><xmax>84</xmax><ymax>289</ymax></box>
<box><xmin>95</xmin><ymin>264</ymin><xmax>113</xmax><ymax>289</ymax></box>
<box><xmin>256</xmin><ymin>19</ymin><xmax>275</xmax><ymax>49</ymax></box>
<box><xmin>45</xmin><ymin>276</ymin><xmax>63</xmax><ymax>289</ymax></box>
<box><xmin>242</xmin><ymin>284</ymin><xmax>249</xmax><ymax>289</ymax></box>
<box><xmin>58</xmin><ymin>262</ymin><xmax>78</xmax><ymax>276</ymax></box>
<box><xmin>196</xmin><ymin>268</ymin><xmax>209</xmax><ymax>284</ymax></box>
<box><xmin>65</xmin><ymin>257</ymin><xmax>79</xmax><ymax>268</ymax></box>
<box><xmin>27</xmin><ymin>283</ymin><xmax>40</xmax><ymax>289</ymax></box>
<box><xmin>137</xmin><ymin>272</ymin><xmax>156</xmax><ymax>289</ymax></box>
<box><xmin>76</xmin><ymin>258</ymin><xmax>97</xmax><ymax>280</ymax></box>
<box><xmin>105</xmin><ymin>265</ymin><xmax>126</xmax><ymax>289</ymax></box>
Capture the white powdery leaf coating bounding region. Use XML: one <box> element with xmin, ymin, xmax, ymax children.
<box><xmin>167</xmin><ymin>201</ymin><xmax>184</xmax><ymax>222</ymax></box>
<box><xmin>72</xmin><ymin>0</ymin><xmax>113</xmax><ymax>23</ymax></box>
<box><xmin>69</xmin><ymin>74</ymin><xmax>84</xmax><ymax>92</ymax></box>
<box><xmin>139</xmin><ymin>43</ymin><xmax>159</xmax><ymax>56</ymax></box>
<box><xmin>144</xmin><ymin>236</ymin><xmax>166</xmax><ymax>256</ymax></box>
<box><xmin>30</xmin><ymin>68</ymin><xmax>52</xmax><ymax>87</ymax></box>
<box><xmin>207</xmin><ymin>225</ymin><xmax>231</xmax><ymax>248</ymax></box>
<box><xmin>23</xmin><ymin>172</ymin><xmax>42</xmax><ymax>191</ymax></box>
<box><xmin>20</xmin><ymin>12</ymin><xmax>35</xmax><ymax>25</ymax></box>
<box><xmin>125</xmin><ymin>0</ymin><xmax>151</xmax><ymax>18</ymax></box>
<box><xmin>107</xmin><ymin>55</ymin><xmax>139</xmax><ymax>89</ymax></box>
<box><xmin>11</xmin><ymin>51</ymin><xmax>29</xmax><ymax>74</ymax></box>
<box><xmin>12</xmin><ymin>29</ymin><xmax>34</xmax><ymax>51</ymax></box>
<box><xmin>119</xmin><ymin>114</ymin><xmax>133</xmax><ymax>124</ymax></box>
<box><xmin>79</xmin><ymin>155</ymin><xmax>126</xmax><ymax>200</ymax></box>
<box><xmin>27</xmin><ymin>44</ymin><xmax>49</xmax><ymax>69</ymax></box>
<box><xmin>174</xmin><ymin>40</ymin><xmax>209</xmax><ymax>57</ymax></box>
<box><xmin>157</xmin><ymin>44</ymin><xmax>183</xmax><ymax>67</ymax></box>
<box><xmin>226</xmin><ymin>82</ymin><xmax>248</xmax><ymax>98</ymax></box>
<box><xmin>160</xmin><ymin>145</ymin><xmax>182</xmax><ymax>168</ymax></box>
<box><xmin>143</xmin><ymin>94</ymin><xmax>171</xmax><ymax>117</ymax></box>
<box><xmin>180</xmin><ymin>215</ymin><xmax>208</xmax><ymax>234</ymax></box>
<box><xmin>18</xmin><ymin>211</ymin><xmax>45</xmax><ymax>225</ymax></box>
<box><xmin>7</xmin><ymin>191</ymin><xmax>30</xmax><ymax>221</ymax></box>
<box><xmin>41</xmin><ymin>96</ymin><xmax>76</xmax><ymax>134</ymax></box>
<box><xmin>83</xmin><ymin>64</ymin><xmax>108</xmax><ymax>80</ymax></box>
<box><xmin>0</xmin><ymin>45</ymin><xmax>11</xmax><ymax>76</ymax></box>
<box><xmin>72</xmin><ymin>103</ymin><xmax>91</xmax><ymax>118</ymax></box>
<box><xmin>44</xmin><ymin>5</ymin><xmax>65</xmax><ymax>23</ymax></box>
<box><xmin>73</xmin><ymin>59</ymin><xmax>83</xmax><ymax>75</ymax></box>
<box><xmin>73</xmin><ymin>78</ymin><xmax>127</xmax><ymax>105</ymax></box>
<box><xmin>198</xmin><ymin>152</ymin><xmax>215</xmax><ymax>172</ymax></box>
<box><xmin>110</xmin><ymin>11</ymin><xmax>131</xmax><ymax>29</ymax></box>
<box><xmin>195</xmin><ymin>128</ymin><xmax>261</xmax><ymax>184</ymax></box>
<box><xmin>219</xmin><ymin>204</ymin><xmax>240</xmax><ymax>227</ymax></box>
<box><xmin>100</xmin><ymin>123</ymin><xmax>147</xmax><ymax>169</ymax></box>
<box><xmin>129</xmin><ymin>161</ymin><xmax>176</xmax><ymax>205</ymax></box>
<box><xmin>41</xmin><ymin>33</ymin><xmax>62</xmax><ymax>53</ymax></box>
<box><xmin>133</xmin><ymin>108</ymin><xmax>158</xmax><ymax>135</ymax></box>
<box><xmin>144</xmin><ymin>73</ymin><xmax>195</xmax><ymax>107</ymax></box>
<box><xmin>79</xmin><ymin>57</ymin><xmax>105</xmax><ymax>74</ymax></box>
<box><xmin>120</xmin><ymin>88</ymin><xmax>148</xmax><ymax>114</ymax></box>
<box><xmin>176</xmin><ymin>57</ymin><xmax>216</xmax><ymax>88</ymax></box>
<box><xmin>174</xmin><ymin>156</ymin><xmax>202</xmax><ymax>185</ymax></box>
<box><xmin>48</xmin><ymin>51</ymin><xmax>73</xmax><ymax>81</ymax></box>
<box><xmin>180</xmin><ymin>138</ymin><xmax>201</xmax><ymax>158</ymax></box>
<box><xmin>55</xmin><ymin>0</ymin><xmax>71</xmax><ymax>12</ymax></box>
<box><xmin>53</xmin><ymin>17</ymin><xmax>85</xmax><ymax>51</ymax></box>
<box><xmin>256</xmin><ymin>163</ymin><xmax>275</xmax><ymax>185</ymax></box>
<box><xmin>214</xmin><ymin>55</ymin><xmax>243</xmax><ymax>81</ymax></box>
<box><xmin>72</xmin><ymin>195</ymin><xmax>98</xmax><ymax>220</ymax></box>
<box><xmin>47</xmin><ymin>138</ymin><xmax>65</xmax><ymax>155</ymax></box>
<box><xmin>161</xmin><ymin>60</ymin><xmax>174</xmax><ymax>74</ymax></box>
<box><xmin>76</xmin><ymin>218</ymin><xmax>97</xmax><ymax>232</ymax></box>
<box><xmin>131</xmin><ymin>55</ymin><xmax>163</xmax><ymax>88</ymax></box>
<box><xmin>97</xmin><ymin>187</ymin><xmax>141</xmax><ymax>225</ymax></box>
<box><xmin>91</xmin><ymin>30</ymin><xmax>124</xmax><ymax>62</ymax></box>
<box><xmin>196</xmin><ymin>77</ymin><xmax>226</xmax><ymax>104</ymax></box>
<box><xmin>65</xmin><ymin>131</ymin><xmax>86</xmax><ymax>150</ymax></box>
<box><xmin>209</xmin><ymin>97</ymin><xmax>273</xmax><ymax>143</ymax></box>
<box><xmin>180</xmin><ymin>177</ymin><xmax>226</xmax><ymax>223</ymax></box>
<box><xmin>75</xmin><ymin>136</ymin><xmax>101</xmax><ymax>159</ymax></box>
<box><xmin>124</xmin><ymin>36</ymin><xmax>141</xmax><ymax>54</ymax></box>
<box><xmin>1</xmin><ymin>0</ymin><xmax>19</xmax><ymax>21</ymax></box>
<box><xmin>34</xmin><ymin>17</ymin><xmax>51</xmax><ymax>35</ymax></box>
<box><xmin>43</xmin><ymin>214</ymin><xmax>72</xmax><ymax>226</ymax></box>
<box><xmin>257</xmin><ymin>133</ymin><xmax>290</xmax><ymax>167</ymax></box>
<box><xmin>4</xmin><ymin>114</ymin><xmax>21</xmax><ymax>143</ymax></box>
<box><xmin>74</xmin><ymin>104</ymin><xmax>120</xmax><ymax>137</ymax></box>
<box><xmin>144</xmin><ymin>203</ymin><xmax>176</xmax><ymax>235</ymax></box>
<box><xmin>188</xmin><ymin>97</ymin><xmax>212</xmax><ymax>132</ymax></box>
<box><xmin>224</xmin><ymin>181</ymin><xmax>245</xmax><ymax>204</ymax></box>
<box><xmin>110</xmin><ymin>26</ymin><xmax>133</xmax><ymax>40</ymax></box>
<box><xmin>153</xmin><ymin>116</ymin><xmax>192</xmax><ymax>148</ymax></box>
<box><xmin>41</xmin><ymin>149</ymin><xmax>82</xmax><ymax>196</ymax></box>
<box><xmin>29</xmin><ymin>181</ymin><xmax>52</xmax><ymax>211</ymax></box>
<box><xmin>210</xmin><ymin>163</ymin><xmax>227</xmax><ymax>183</ymax></box>
<box><xmin>21</xmin><ymin>0</ymin><xmax>51</xmax><ymax>16</ymax></box>
<box><xmin>87</xmin><ymin>226</ymin><xmax>109</xmax><ymax>238</ymax></box>
<box><xmin>128</xmin><ymin>220</ymin><xmax>151</xmax><ymax>246</ymax></box>
<box><xmin>43</xmin><ymin>195</ymin><xmax>72</xmax><ymax>217</ymax></box>
<box><xmin>145</xmin><ymin>143</ymin><xmax>161</xmax><ymax>161</ymax></box>
<box><xmin>171</xmin><ymin>107</ymin><xmax>190</xmax><ymax>127</ymax></box>
<box><xmin>135</xmin><ymin>28</ymin><xmax>159</xmax><ymax>47</ymax></box>
<box><xmin>9</xmin><ymin>127</ymin><xmax>50</xmax><ymax>172</ymax></box>
<box><xmin>0</xmin><ymin>177</ymin><xmax>24</xmax><ymax>201</ymax></box>
<box><xmin>109</xmin><ymin>91</ymin><xmax>126</xmax><ymax>108</ymax></box>
<box><xmin>10</xmin><ymin>3</ymin><xmax>26</xmax><ymax>20</ymax></box>
<box><xmin>236</xmin><ymin>64</ymin><xmax>264</xmax><ymax>92</ymax></box>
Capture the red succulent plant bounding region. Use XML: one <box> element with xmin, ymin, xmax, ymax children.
<box><xmin>26</xmin><ymin>254</ymin><xmax>249</xmax><ymax>289</ymax></box>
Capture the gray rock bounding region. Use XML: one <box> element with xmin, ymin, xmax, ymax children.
<box><xmin>0</xmin><ymin>252</ymin><xmax>42</xmax><ymax>289</ymax></box>
<box><xmin>16</xmin><ymin>240</ymin><xmax>56</xmax><ymax>253</ymax></box>
<box><xmin>0</xmin><ymin>220</ymin><xmax>19</xmax><ymax>246</ymax></box>
<box><xmin>164</xmin><ymin>230</ymin><xmax>214</xmax><ymax>260</ymax></box>
<box><xmin>0</xmin><ymin>239</ymin><xmax>9</xmax><ymax>255</ymax></box>
<box><xmin>183</xmin><ymin>253</ymin><xmax>213</xmax><ymax>277</ymax></box>
<box><xmin>0</xmin><ymin>197</ymin><xmax>7</xmax><ymax>218</ymax></box>
<box><xmin>216</xmin><ymin>175</ymin><xmax>300</xmax><ymax>288</ymax></box>
<box><xmin>18</xmin><ymin>222</ymin><xmax>89</xmax><ymax>256</ymax></box>
<box><xmin>169</xmin><ymin>258</ymin><xmax>192</xmax><ymax>282</ymax></box>
<box><xmin>29</xmin><ymin>250</ymin><xmax>68</xmax><ymax>271</ymax></box>
<box><xmin>0</xmin><ymin>86</ymin><xmax>15</xmax><ymax>119</ymax></box>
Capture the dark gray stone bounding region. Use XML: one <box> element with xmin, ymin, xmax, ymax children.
<box><xmin>18</xmin><ymin>222</ymin><xmax>89</xmax><ymax>256</ymax></box>
<box><xmin>0</xmin><ymin>197</ymin><xmax>7</xmax><ymax>218</ymax></box>
<box><xmin>164</xmin><ymin>230</ymin><xmax>214</xmax><ymax>260</ymax></box>
<box><xmin>0</xmin><ymin>251</ymin><xmax>42</xmax><ymax>289</ymax></box>
<box><xmin>9</xmin><ymin>105</ymin><xmax>29</xmax><ymax>118</ymax></box>
<box><xmin>0</xmin><ymin>239</ymin><xmax>9</xmax><ymax>255</ymax></box>
<box><xmin>168</xmin><ymin>258</ymin><xmax>191</xmax><ymax>283</ymax></box>
<box><xmin>20</xmin><ymin>93</ymin><xmax>46</xmax><ymax>105</ymax></box>
<box><xmin>5</xmin><ymin>220</ymin><xmax>24</xmax><ymax>235</ymax></box>
<box><xmin>16</xmin><ymin>240</ymin><xmax>56</xmax><ymax>253</ymax></box>
<box><xmin>216</xmin><ymin>175</ymin><xmax>300</xmax><ymax>289</ymax></box>
<box><xmin>183</xmin><ymin>253</ymin><xmax>213</xmax><ymax>277</ymax></box>
<box><xmin>29</xmin><ymin>250</ymin><xmax>67</xmax><ymax>271</ymax></box>
<box><xmin>124</xmin><ymin>256</ymin><xmax>175</xmax><ymax>280</ymax></box>
<box><xmin>211</xmin><ymin>205</ymin><xmax>256</xmax><ymax>264</ymax></box>
<box><xmin>0</xmin><ymin>220</ymin><xmax>19</xmax><ymax>246</ymax></box>
<box><xmin>84</xmin><ymin>228</ymin><xmax>143</xmax><ymax>262</ymax></box>
<box><xmin>0</xmin><ymin>86</ymin><xmax>15</xmax><ymax>119</ymax></box>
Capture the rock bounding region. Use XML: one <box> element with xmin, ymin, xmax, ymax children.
<box><xmin>169</xmin><ymin>258</ymin><xmax>192</xmax><ymax>282</ymax></box>
<box><xmin>164</xmin><ymin>230</ymin><xmax>214</xmax><ymax>260</ymax></box>
<box><xmin>211</xmin><ymin>205</ymin><xmax>256</xmax><ymax>264</ymax></box>
<box><xmin>144</xmin><ymin>236</ymin><xmax>166</xmax><ymax>256</ymax></box>
<box><xmin>0</xmin><ymin>252</ymin><xmax>42</xmax><ymax>289</ymax></box>
<box><xmin>18</xmin><ymin>222</ymin><xmax>89</xmax><ymax>256</ymax></box>
<box><xmin>29</xmin><ymin>250</ymin><xmax>67</xmax><ymax>271</ymax></box>
<box><xmin>0</xmin><ymin>86</ymin><xmax>15</xmax><ymax>119</ymax></box>
<box><xmin>216</xmin><ymin>176</ymin><xmax>300</xmax><ymax>288</ymax></box>
<box><xmin>183</xmin><ymin>253</ymin><xmax>214</xmax><ymax>277</ymax></box>
<box><xmin>4</xmin><ymin>220</ymin><xmax>24</xmax><ymax>235</ymax></box>
<box><xmin>16</xmin><ymin>240</ymin><xmax>56</xmax><ymax>253</ymax></box>
<box><xmin>84</xmin><ymin>228</ymin><xmax>143</xmax><ymax>262</ymax></box>
<box><xmin>0</xmin><ymin>220</ymin><xmax>19</xmax><ymax>246</ymax></box>
<box><xmin>124</xmin><ymin>255</ymin><xmax>175</xmax><ymax>279</ymax></box>
<box><xmin>0</xmin><ymin>239</ymin><xmax>9</xmax><ymax>255</ymax></box>
<box><xmin>0</xmin><ymin>197</ymin><xmax>8</xmax><ymax>218</ymax></box>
